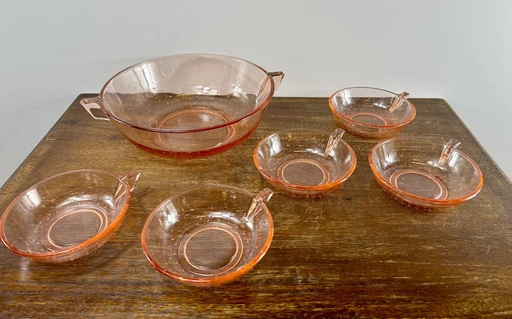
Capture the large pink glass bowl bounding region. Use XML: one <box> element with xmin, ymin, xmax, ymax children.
<box><xmin>81</xmin><ymin>54</ymin><xmax>284</xmax><ymax>158</ymax></box>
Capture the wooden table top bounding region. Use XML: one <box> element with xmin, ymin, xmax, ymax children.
<box><xmin>1</xmin><ymin>95</ymin><xmax>511</xmax><ymax>318</ymax></box>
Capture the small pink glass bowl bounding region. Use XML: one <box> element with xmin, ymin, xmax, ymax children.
<box><xmin>254</xmin><ymin>128</ymin><xmax>357</xmax><ymax>196</ymax></box>
<box><xmin>369</xmin><ymin>137</ymin><xmax>483</xmax><ymax>210</ymax></box>
<box><xmin>329</xmin><ymin>87</ymin><xmax>416</xmax><ymax>138</ymax></box>
<box><xmin>141</xmin><ymin>185</ymin><xmax>273</xmax><ymax>286</ymax></box>
<box><xmin>0</xmin><ymin>169</ymin><xmax>140</xmax><ymax>263</ymax></box>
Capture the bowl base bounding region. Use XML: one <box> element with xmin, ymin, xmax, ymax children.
<box><xmin>157</xmin><ymin>106</ymin><xmax>233</xmax><ymax>130</ymax></box>
<box><xmin>276</xmin><ymin>158</ymin><xmax>330</xmax><ymax>186</ymax></box>
<box><xmin>349</xmin><ymin>112</ymin><xmax>388</xmax><ymax>125</ymax></box>
<box><xmin>177</xmin><ymin>222</ymin><xmax>244</xmax><ymax>276</ymax></box>
<box><xmin>124</xmin><ymin>125</ymin><xmax>257</xmax><ymax>158</ymax></box>
<box><xmin>389</xmin><ymin>169</ymin><xmax>448</xmax><ymax>200</ymax></box>
<box><xmin>40</xmin><ymin>204</ymin><xmax>108</xmax><ymax>251</ymax></box>
<box><xmin>157</xmin><ymin>106</ymin><xmax>236</xmax><ymax>150</ymax></box>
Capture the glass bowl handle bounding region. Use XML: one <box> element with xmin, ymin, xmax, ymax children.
<box><xmin>268</xmin><ymin>71</ymin><xmax>285</xmax><ymax>91</ymax></box>
<box><xmin>114</xmin><ymin>170</ymin><xmax>141</xmax><ymax>202</ymax></box>
<box><xmin>437</xmin><ymin>139</ymin><xmax>461</xmax><ymax>167</ymax></box>
<box><xmin>325</xmin><ymin>128</ymin><xmax>346</xmax><ymax>156</ymax></box>
<box><xmin>80</xmin><ymin>96</ymin><xmax>109</xmax><ymax>121</ymax></box>
<box><xmin>389</xmin><ymin>92</ymin><xmax>409</xmax><ymax>113</ymax></box>
<box><xmin>243</xmin><ymin>188</ymin><xmax>273</xmax><ymax>224</ymax></box>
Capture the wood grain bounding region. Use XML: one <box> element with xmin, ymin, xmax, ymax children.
<box><xmin>0</xmin><ymin>95</ymin><xmax>511</xmax><ymax>318</ymax></box>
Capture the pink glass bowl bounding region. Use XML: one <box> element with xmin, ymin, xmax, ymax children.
<box><xmin>81</xmin><ymin>54</ymin><xmax>284</xmax><ymax>158</ymax></box>
<box><xmin>254</xmin><ymin>128</ymin><xmax>357</xmax><ymax>196</ymax></box>
<box><xmin>141</xmin><ymin>185</ymin><xmax>273</xmax><ymax>286</ymax></box>
<box><xmin>329</xmin><ymin>87</ymin><xmax>416</xmax><ymax>138</ymax></box>
<box><xmin>369</xmin><ymin>137</ymin><xmax>483</xmax><ymax>210</ymax></box>
<box><xmin>0</xmin><ymin>169</ymin><xmax>140</xmax><ymax>262</ymax></box>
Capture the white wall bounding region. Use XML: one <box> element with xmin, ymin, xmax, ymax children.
<box><xmin>0</xmin><ymin>0</ymin><xmax>511</xmax><ymax>185</ymax></box>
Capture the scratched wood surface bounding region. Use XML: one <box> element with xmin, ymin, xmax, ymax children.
<box><xmin>0</xmin><ymin>95</ymin><xmax>511</xmax><ymax>318</ymax></box>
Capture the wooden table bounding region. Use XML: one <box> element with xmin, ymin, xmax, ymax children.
<box><xmin>1</xmin><ymin>95</ymin><xmax>511</xmax><ymax>318</ymax></box>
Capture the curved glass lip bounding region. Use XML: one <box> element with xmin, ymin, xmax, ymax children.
<box><xmin>0</xmin><ymin>169</ymin><xmax>131</xmax><ymax>259</ymax></box>
<box><xmin>98</xmin><ymin>53</ymin><xmax>277</xmax><ymax>134</ymax></box>
<box><xmin>141</xmin><ymin>184</ymin><xmax>274</xmax><ymax>285</ymax></box>
<box><xmin>253</xmin><ymin>129</ymin><xmax>357</xmax><ymax>192</ymax></box>
<box><xmin>368</xmin><ymin>137</ymin><xmax>484</xmax><ymax>205</ymax></box>
<box><xmin>328</xmin><ymin>86</ymin><xmax>416</xmax><ymax>129</ymax></box>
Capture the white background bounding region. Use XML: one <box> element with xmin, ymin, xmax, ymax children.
<box><xmin>0</xmin><ymin>0</ymin><xmax>511</xmax><ymax>186</ymax></box>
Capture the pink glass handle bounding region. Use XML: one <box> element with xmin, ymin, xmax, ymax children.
<box><xmin>437</xmin><ymin>139</ymin><xmax>461</xmax><ymax>167</ymax></box>
<box><xmin>389</xmin><ymin>92</ymin><xmax>409</xmax><ymax>113</ymax></box>
<box><xmin>243</xmin><ymin>188</ymin><xmax>273</xmax><ymax>223</ymax></box>
<box><xmin>114</xmin><ymin>170</ymin><xmax>141</xmax><ymax>202</ymax></box>
<box><xmin>325</xmin><ymin>128</ymin><xmax>345</xmax><ymax>156</ymax></box>
<box><xmin>268</xmin><ymin>71</ymin><xmax>285</xmax><ymax>91</ymax></box>
<box><xmin>80</xmin><ymin>96</ymin><xmax>109</xmax><ymax>121</ymax></box>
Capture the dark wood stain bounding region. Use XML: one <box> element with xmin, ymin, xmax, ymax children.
<box><xmin>0</xmin><ymin>95</ymin><xmax>511</xmax><ymax>318</ymax></box>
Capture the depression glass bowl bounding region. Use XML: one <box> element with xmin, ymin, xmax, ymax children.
<box><xmin>329</xmin><ymin>87</ymin><xmax>416</xmax><ymax>138</ymax></box>
<box><xmin>0</xmin><ymin>169</ymin><xmax>140</xmax><ymax>262</ymax></box>
<box><xmin>81</xmin><ymin>53</ymin><xmax>284</xmax><ymax>158</ymax></box>
<box><xmin>254</xmin><ymin>128</ymin><xmax>357</xmax><ymax>196</ymax></box>
<box><xmin>141</xmin><ymin>185</ymin><xmax>274</xmax><ymax>286</ymax></box>
<box><xmin>369</xmin><ymin>137</ymin><xmax>483</xmax><ymax>210</ymax></box>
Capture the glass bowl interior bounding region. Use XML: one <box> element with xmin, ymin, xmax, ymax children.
<box><xmin>369</xmin><ymin>138</ymin><xmax>483</xmax><ymax>202</ymax></box>
<box><xmin>142</xmin><ymin>185</ymin><xmax>273</xmax><ymax>285</ymax></box>
<box><xmin>0</xmin><ymin>170</ymin><xmax>130</xmax><ymax>258</ymax></box>
<box><xmin>329</xmin><ymin>87</ymin><xmax>415</xmax><ymax>127</ymax></box>
<box><xmin>100</xmin><ymin>54</ymin><xmax>276</xmax><ymax>132</ymax></box>
<box><xmin>254</xmin><ymin>129</ymin><xmax>357</xmax><ymax>191</ymax></box>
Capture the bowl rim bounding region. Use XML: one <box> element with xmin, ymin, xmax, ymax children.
<box><xmin>0</xmin><ymin>169</ymin><xmax>132</xmax><ymax>259</ymax></box>
<box><xmin>328</xmin><ymin>86</ymin><xmax>416</xmax><ymax>129</ymax></box>
<box><xmin>368</xmin><ymin>137</ymin><xmax>484</xmax><ymax>205</ymax></box>
<box><xmin>141</xmin><ymin>184</ymin><xmax>274</xmax><ymax>285</ymax></box>
<box><xmin>98</xmin><ymin>53</ymin><xmax>277</xmax><ymax>133</ymax></box>
<box><xmin>253</xmin><ymin>128</ymin><xmax>357</xmax><ymax>192</ymax></box>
